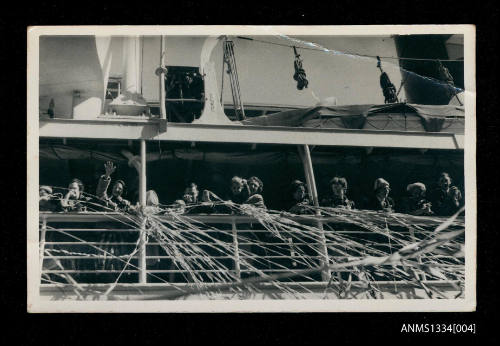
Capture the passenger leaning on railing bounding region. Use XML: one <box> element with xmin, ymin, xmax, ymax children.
<box><xmin>399</xmin><ymin>182</ymin><xmax>434</xmax><ymax>216</ymax></box>
<box><xmin>145</xmin><ymin>190</ymin><xmax>162</xmax><ymax>213</ymax></box>
<box><xmin>39</xmin><ymin>185</ymin><xmax>60</xmax><ymax>211</ymax></box>
<box><xmin>60</xmin><ymin>178</ymin><xmax>91</xmax><ymax>212</ymax></box>
<box><xmin>131</xmin><ymin>190</ymin><xmax>163</xmax><ymax>215</ymax></box>
<box><xmin>190</xmin><ymin>176</ymin><xmax>267</xmax><ymax>214</ymax></box>
<box><xmin>96</xmin><ymin>161</ymin><xmax>131</xmax><ymax>212</ymax></box>
<box><xmin>246</xmin><ymin>176</ymin><xmax>267</xmax><ymax>209</ymax></box>
<box><xmin>225</xmin><ymin>176</ymin><xmax>268</xmax><ymax>211</ymax></box>
<box><xmin>182</xmin><ymin>182</ymin><xmax>211</xmax><ymax>214</ymax></box>
<box><xmin>228</xmin><ymin>176</ymin><xmax>250</xmax><ymax>205</ymax></box>
<box><xmin>180</xmin><ymin>182</ymin><xmax>218</xmax><ymax>214</ymax></box>
<box><xmin>428</xmin><ymin>172</ymin><xmax>463</xmax><ymax>216</ymax></box>
<box><xmin>321</xmin><ymin>176</ymin><xmax>355</xmax><ymax>210</ymax></box>
<box><xmin>366</xmin><ymin>178</ymin><xmax>395</xmax><ymax>212</ymax></box>
<box><xmin>288</xmin><ymin>180</ymin><xmax>313</xmax><ymax>215</ymax></box>
<box><xmin>182</xmin><ymin>182</ymin><xmax>199</xmax><ymax>205</ymax></box>
<box><xmin>172</xmin><ymin>199</ymin><xmax>186</xmax><ymax>214</ymax></box>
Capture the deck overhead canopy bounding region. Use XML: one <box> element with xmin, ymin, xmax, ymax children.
<box><xmin>39</xmin><ymin>119</ymin><xmax>464</xmax><ymax>150</ymax></box>
<box><xmin>240</xmin><ymin>102</ymin><xmax>464</xmax><ymax>133</ymax></box>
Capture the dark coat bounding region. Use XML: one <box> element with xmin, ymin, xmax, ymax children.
<box><xmin>399</xmin><ymin>196</ymin><xmax>433</xmax><ymax>215</ymax></box>
<box><xmin>60</xmin><ymin>194</ymin><xmax>91</xmax><ymax>212</ymax></box>
<box><xmin>39</xmin><ymin>196</ymin><xmax>59</xmax><ymax>212</ymax></box>
<box><xmin>428</xmin><ymin>186</ymin><xmax>462</xmax><ymax>216</ymax></box>
<box><xmin>245</xmin><ymin>194</ymin><xmax>267</xmax><ymax>209</ymax></box>
<box><xmin>228</xmin><ymin>185</ymin><xmax>250</xmax><ymax>205</ymax></box>
<box><xmin>366</xmin><ymin>194</ymin><xmax>395</xmax><ymax>212</ymax></box>
<box><xmin>289</xmin><ymin>198</ymin><xmax>314</xmax><ymax>215</ymax></box>
<box><xmin>321</xmin><ymin>195</ymin><xmax>355</xmax><ymax>209</ymax></box>
<box><xmin>96</xmin><ymin>175</ymin><xmax>131</xmax><ymax>212</ymax></box>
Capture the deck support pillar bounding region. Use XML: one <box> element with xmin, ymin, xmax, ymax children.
<box><xmin>138</xmin><ymin>139</ymin><xmax>147</xmax><ymax>284</ymax></box>
<box><xmin>39</xmin><ymin>217</ymin><xmax>47</xmax><ymax>276</ymax></box>
<box><xmin>158</xmin><ymin>35</ymin><xmax>167</xmax><ymax>132</ymax></box>
<box><xmin>298</xmin><ymin>145</ymin><xmax>331</xmax><ymax>281</ymax></box>
<box><xmin>231</xmin><ymin>218</ymin><xmax>241</xmax><ymax>280</ymax></box>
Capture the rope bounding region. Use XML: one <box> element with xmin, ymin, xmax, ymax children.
<box><xmin>436</xmin><ymin>60</ymin><xmax>463</xmax><ymax>106</ymax></box>
<box><xmin>220</xmin><ymin>42</ymin><xmax>225</xmax><ymax>106</ymax></box>
<box><xmin>396</xmin><ymin>72</ymin><xmax>409</xmax><ymax>98</ymax></box>
<box><xmin>47</xmin><ymin>247</ymin><xmax>136</xmax><ymax>259</ymax></box>
<box><xmin>223</xmin><ymin>39</ymin><xmax>246</xmax><ymax>120</ymax></box>
<box><xmin>39</xmin><ymin>187</ymin><xmax>465</xmax><ymax>299</ymax></box>
<box><xmin>45</xmin><ymin>224</ymin><xmax>184</xmax><ymax>289</ymax></box>
<box><xmin>235</xmin><ymin>36</ymin><xmax>465</xmax><ymax>62</ymax></box>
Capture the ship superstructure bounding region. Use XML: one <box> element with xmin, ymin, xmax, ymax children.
<box><xmin>36</xmin><ymin>33</ymin><xmax>467</xmax><ymax>301</ymax></box>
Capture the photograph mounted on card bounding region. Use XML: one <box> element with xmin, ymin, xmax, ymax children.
<box><xmin>27</xmin><ymin>25</ymin><xmax>476</xmax><ymax>312</ymax></box>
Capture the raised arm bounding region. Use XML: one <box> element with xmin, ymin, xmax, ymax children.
<box><xmin>96</xmin><ymin>161</ymin><xmax>116</xmax><ymax>199</ymax></box>
<box><xmin>60</xmin><ymin>189</ymin><xmax>77</xmax><ymax>209</ymax></box>
<box><xmin>242</xmin><ymin>179</ymin><xmax>251</xmax><ymax>197</ymax></box>
<box><xmin>201</xmin><ymin>190</ymin><xmax>222</xmax><ymax>202</ymax></box>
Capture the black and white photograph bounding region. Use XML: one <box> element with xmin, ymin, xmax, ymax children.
<box><xmin>27</xmin><ymin>26</ymin><xmax>476</xmax><ymax>312</ymax></box>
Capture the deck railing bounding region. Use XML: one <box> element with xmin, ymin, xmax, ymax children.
<box><xmin>39</xmin><ymin>211</ymin><xmax>465</xmax><ymax>298</ymax></box>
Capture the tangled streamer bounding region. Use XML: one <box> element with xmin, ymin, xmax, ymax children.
<box><xmin>39</xmin><ymin>188</ymin><xmax>465</xmax><ymax>300</ymax></box>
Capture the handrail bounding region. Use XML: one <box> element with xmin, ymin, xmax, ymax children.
<box><xmin>39</xmin><ymin>211</ymin><xmax>464</xmax><ymax>226</ymax></box>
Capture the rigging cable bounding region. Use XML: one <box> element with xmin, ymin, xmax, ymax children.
<box><xmin>436</xmin><ymin>60</ymin><xmax>463</xmax><ymax>106</ymax></box>
<box><xmin>223</xmin><ymin>38</ymin><xmax>246</xmax><ymax>120</ymax></box>
<box><xmin>235</xmin><ymin>36</ymin><xmax>465</xmax><ymax>62</ymax></box>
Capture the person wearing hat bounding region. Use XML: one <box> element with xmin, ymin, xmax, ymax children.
<box><xmin>96</xmin><ymin>161</ymin><xmax>131</xmax><ymax>212</ymax></box>
<box><xmin>288</xmin><ymin>180</ymin><xmax>314</xmax><ymax>214</ymax></box>
<box><xmin>367</xmin><ymin>178</ymin><xmax>395</xmax><ymax>212</ymax></box>
<box><xmin>428</xmin><ymin>172</ymin><xmax>463</xmax><ymax>216</ymax></box>
<box><xmin>39</xmin><ymin>185</ymin><xmax>58</xmax><ymax>211</ymax></box>
<box><xmin>399</xmin><ymin>182</ymin><xmax>433</xmax><ymax>216</ymax></box>
<box><xmin>321</xmin><ymin>176</ymin><xmax>355</xmax><ymax>210</ymax></box>
<box><xmin>40</xmin><ymin>185</ymin><xmax>53</xmax><ymax>197</ymax></box>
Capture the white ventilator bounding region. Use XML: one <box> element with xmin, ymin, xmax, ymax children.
<box><xmin>192</xmin><ymin>36</ymin><xmax>235</xmax><ymax>125</ymax></box>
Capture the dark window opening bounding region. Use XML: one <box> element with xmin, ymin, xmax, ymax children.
<box><xmin>164</xmin><ymin>66</ymin><xmax>205</xmax><ymax>123</ymax></box>
<box><xmin>105</xmin><ymin>77</ymin><xmax>121</xmax><ymax>100</ymax></box>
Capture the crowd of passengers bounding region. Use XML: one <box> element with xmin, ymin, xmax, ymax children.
<box><xmin>39</xmin><ymin>161</ymin><xmax>464</xmax><ymax>217</ymax></box>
